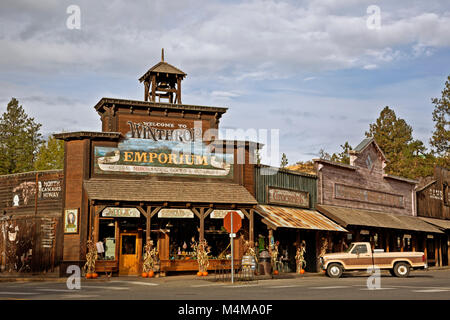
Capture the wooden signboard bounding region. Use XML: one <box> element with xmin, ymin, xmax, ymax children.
<box><xmin>267</xmin><ymin>187</ymin><xmax>309</xmax><ymax>208</ymax></box>
<box><xmin>158</xmin><ymin>209</ymin><xmax>194</xmax><ymax>218</ymax></box>
<box><xmin>102</xmin><ymin>207</ymin><xmax>140</xmax><ymax>218</ymax></box>
<box><xmin>210</xmin><ymin>210</ymin><xmax>244</xmax><ymax>219</ymax></box>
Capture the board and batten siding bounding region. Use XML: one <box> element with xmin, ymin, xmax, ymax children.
<box><xmin>254</xmin><ymin>165</ymin><xmax>317</xmax><ymax>209</ymax></box>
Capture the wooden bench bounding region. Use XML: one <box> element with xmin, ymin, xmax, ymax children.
<box><xmin>95</xmin><ymin>260</ymin><xmax>118</xmax><ymax>277</ymax></box>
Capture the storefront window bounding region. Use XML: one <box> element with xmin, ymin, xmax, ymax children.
<box><xmin>403</xmin><ymin>236</ymin><xmax>412</xmax><ymax>251</ymax></box>
<box><xmin>162</xmin><ymin>219</ymin><xmax>198</xmax><ymax>260</ymax></box>
<box><xmin>205</xmin><ymin>218</ymin><xmax>230</xmax><ymax>259</ymax></box>
<box><xmin>98</xmin><ymin>218</ymin><xmax>116</xmax><ymax>260</ymax></box>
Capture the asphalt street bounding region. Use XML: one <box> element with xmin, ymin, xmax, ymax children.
<box><xmin>0</xmin><ymin>269</ymin><xmax>449</xmax><ymax>300</ymax></box>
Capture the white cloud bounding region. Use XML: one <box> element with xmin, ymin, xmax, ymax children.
<box><xmin>363</xmin><ymin>64</ymin><xmax>378</xmax><ymax>70</ymax></box>
<box><xmin>0</xmin><ymin>0</ymin><xmax>449</xmax><ymax>77</ymax></box>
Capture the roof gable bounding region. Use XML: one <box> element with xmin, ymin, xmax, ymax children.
<box><xmin>351</xmin><ymin>138</ymin><xmax>387</xmax><ymax>161</ymax></box>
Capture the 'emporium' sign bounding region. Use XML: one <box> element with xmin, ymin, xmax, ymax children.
<box><xmin>94</xmin><ymin>138</ymin><xmax>233</xmax><ymax>178</ymax></box>
<box><xmin>267</xmin><ymin>187</ymin><xmax>309</xmax><ymax>208</ymax></box>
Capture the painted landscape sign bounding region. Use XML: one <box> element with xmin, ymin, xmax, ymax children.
<box><xmin>94</xmin><ymin>138</ymin><xmax>234</xmax><ymax>178</ymax></box>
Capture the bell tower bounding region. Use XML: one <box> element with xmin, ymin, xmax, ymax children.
<box><xmin>139</xmin><ymin>49</ymin><xmax>187</xmax><ymax>104</ymax></box>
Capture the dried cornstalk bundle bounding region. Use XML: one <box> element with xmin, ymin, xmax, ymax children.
<box><xmin>142</xmin><ymin>241</ymin><xmax>158</xmax><ymax>273</ymax></box>
<box><xmin>320</xmin><ymin>238</ymin><xmax>328</xmax><ymax>257</ymax></box>
<box><xmin>295</xmin><ymin>240</ymin><xmax>307</xmax><ymax>273</ymax></box>
<box><xmin>271</xmin><ymin>243</ymin><xmax>279</xmax><ymax>267</ymax></box>
<box><xmin>192</xmin><ymin>239</ymin><xmax>209</xmax><ymax>272</ymax></box>
<box><xmin>83</xmin><ymin>240</ymin><xmax>97</xmax><ymax>274</ymax></box>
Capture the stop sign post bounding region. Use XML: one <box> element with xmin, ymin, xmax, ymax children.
<box><xmin>224</xmin><ymin>211</ymin><xmax>242</xmax><ymax>283</ymax></box>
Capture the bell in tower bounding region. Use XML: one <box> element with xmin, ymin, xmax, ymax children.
<box><xmin>139</xmin><ymin>49</ymin><xmax>187</xmax><ymax>104</ymax></box>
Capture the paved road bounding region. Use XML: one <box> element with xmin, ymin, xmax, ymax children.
<box><xmin>0</xmin><ymin>269</ymin><xmax>449</xmax><ymax>300</ymax></box>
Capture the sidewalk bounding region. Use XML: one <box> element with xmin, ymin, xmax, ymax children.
<box><xmin>0</xmin><ymin>266</ymin><xmax>448</xmax><ymax>283</ymax></box>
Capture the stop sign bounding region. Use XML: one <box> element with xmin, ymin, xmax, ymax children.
<box><xmin>223</xmin><ymin>211</ymin><xmax>242</xmax><ymax>234</ymax></box>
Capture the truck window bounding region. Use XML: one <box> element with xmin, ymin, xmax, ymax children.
<box><xmin>351</xmin><ymin>244</ymin><xmax>368</xmax><ymax>254</ymax></box>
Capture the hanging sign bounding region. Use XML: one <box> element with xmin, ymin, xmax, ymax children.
<box><xmin>102</xmin><ymin>207</ymin><xmax>140</xmax><ymax>218</ymax></box>
<box><xmin>158</xmin><ymin>209</ymin><xmax>194</xmax><ymax>218</ymax></box>
<box><xmin>210</xmin><ymin>210</ymin><xmax>244</xmax><ymax>219</ymax></box>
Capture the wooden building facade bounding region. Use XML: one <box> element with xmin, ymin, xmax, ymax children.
<box><xmin>314</xmin><ymin>138</ymin><xmax>444</xmax><ymax>265</ymax></box>
<box><xmin>55</xmin><ymin>56</ymin><xmax>260</xmax><ymax>276</ymax></box>
<box><xmin>416</xmin><ymin>166</ymin><xmax>450</xmax><ymax>266</ymax></box>
<box><xmin>0</xmin><ymin>170</ymin><xmax>63</xmax><ymax>273</ymax></box>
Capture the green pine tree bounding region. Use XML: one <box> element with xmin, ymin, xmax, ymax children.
<box><xmin>430</xmin><ymin>75</ymin><xmax>450</xmax><ymax>167</ymax></box>
<box><xmin>0</xmin><ymin>98</ymin><xmax>43</xmax><ymax>174</ymax></box>
<box><xmin>330</xmin><ymin>141</ymin><xmax>353</xmax><ymax>164</ymax></box>
<box><xmin>366</xmin><ymin>106</ymin><xmax>433</xmax><ymax>178</ymax></box>
<box><xmin>34</xmin><ymin>135</ymin><xmax>64</xmax><ymax>170</ymax></box>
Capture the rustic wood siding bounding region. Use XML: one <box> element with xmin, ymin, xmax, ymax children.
<box><xmin>317</xmin><ymin>144</ymin><xmax>415</xmax><ymax>216</ymax></box>
<box><xmin>417</xmin><ymin>166</ymin><xmax>450</xmax><ymax>220</ymax></box>
<box><xmin>255</xmin><ymin>166</ymin><xmax>317</xmax><ymax>209</ymax></box>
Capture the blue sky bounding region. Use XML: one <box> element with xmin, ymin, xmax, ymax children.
<box><xmin>0</xmin><ymin>0</ymin><xmax>449</xmax><ymax>166</ymax></box>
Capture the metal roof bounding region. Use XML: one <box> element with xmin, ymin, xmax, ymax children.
<box><xmin>255</xmin><ymin>205</ymin><xmax>348</xmax><ymax>232</ymax></box>
<box><xmin>317</xmin><ymin>204</ymin><xmax>444</xmax><ymax>234</ymax></box>
<box><xmin>419</xmin><ymin>217</ymin><xmax>450</xmax><ymax>230</ymax></box>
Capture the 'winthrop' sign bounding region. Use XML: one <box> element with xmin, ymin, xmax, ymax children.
<box><xmin>267</xmin><ymin>187</ymin><xmax>309</xmax><ymax>208</ymax></box>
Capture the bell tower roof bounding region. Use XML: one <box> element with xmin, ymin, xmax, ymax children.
<box><xmin>139</xmin><ymin>49</ymin><xmax>186</xmax><ymax>104</ymax></box>
<box><xmin>139</xmin><ymin>48</ymin><xmax>186</xmax><ymax>82</ymax></box>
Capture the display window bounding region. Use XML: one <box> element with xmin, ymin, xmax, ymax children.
<box><xmin>154</xmin><ymin>218</ymin><xmax>199</xmax><ymax>260</ymax></box>
<box><xmin>204</xmin><ymin>218</ymin><xmax>230</xmax><ymax>259</ymax></box>
<box><xmin>98</xmin><ymin>218</ymin><xmax>117</xmax><ymax>260</ymax></box>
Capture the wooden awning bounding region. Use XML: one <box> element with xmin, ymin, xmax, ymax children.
<box><xmin>83</xmin><ymin>179</ymin><xmax>257</xmax><ymax>205</ymax></box>
<box><xmin>317</xmin><ymin>204</ymin><xmax>444</xmax><ymax>234</ymax></box>
<box><xmin>254</xmin><ymin>205</ymin><xmax>348</xmax><ymax>232</ymax></box>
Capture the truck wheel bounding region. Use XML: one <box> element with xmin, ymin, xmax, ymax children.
<box><xmin>393</xmin><ymin>262</ymin><xmax>410</xmax><ymax>278</ymax></box>
<box><xmin>327</xmin><ymin>263</ymin><xmax>343</xmax><ymax>278</ymax></box>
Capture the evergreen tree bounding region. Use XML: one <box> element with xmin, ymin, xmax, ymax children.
<box><xmin>0</xmin><ymin>98</ymin><xmax>43</xmax><ymax>174</ymax></box>
<box><xmin>430</xmin><ymin>75</ymin><xmax>450</xmax><ymax>167</ymax></box>
<box><xmin>34</xmin><ymin>135</ymin><xmax>64</xmax><ymax>171</ymax></box>
<box><xmin>330</xmin><ymin>141</ymin><xmax>353</xmax><ymax>164</ymax></box>
<box><xmin>366</xmin><ymin>106</ymin><xmax>433</xmax><ymax>178</ymax></box>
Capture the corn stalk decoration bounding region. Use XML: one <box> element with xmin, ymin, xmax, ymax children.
<box><xmin>192</xmin><ymin>239</ymin><xmax>210</xmax><ymax>272</ymax></box>
<box><xmin>295</xmin><ymin>240</ymin><xmax>306</xmax><ymax>273</ymax></box>
<box><xmin>83</xmin><ymin>240</ymin><xmax>97</xmax><ymax>275</ymax></box>
<box><xmin>319</xmin><ymin>238</ymin><xmax>328</xmax><ymax>257</ymax></box>
<box><xmin>271</xmin><ymin>242</ymin><xmax>279</xmax><ymax>270</ymax></box>
<box><xmin>142</xmin><ymin>241</ymin><xmax>158</xmax><ymax>273</ymax></box>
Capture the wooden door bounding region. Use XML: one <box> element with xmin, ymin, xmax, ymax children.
<box><xmin>119</xmin><ymin>232</ymin><xmax>141</xmax><ymax>275</ymax></box>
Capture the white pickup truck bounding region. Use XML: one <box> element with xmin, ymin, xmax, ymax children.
<box><xmin>319</xmin><ymin>242</ymin><xmax>427</xmax><ymax>278</ymax></box>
